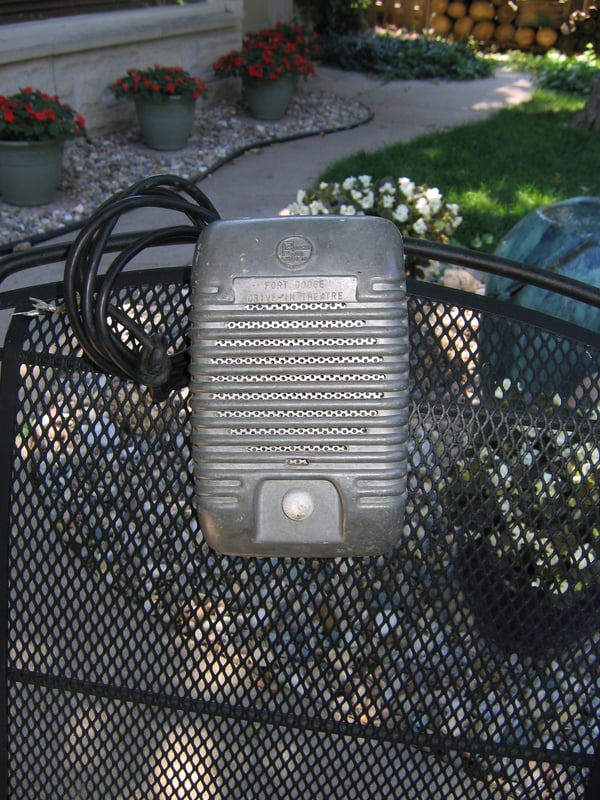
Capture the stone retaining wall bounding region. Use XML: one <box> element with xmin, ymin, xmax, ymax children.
<box><xmin>0</xmin><ymin>1</ymin><xmax>244</xmax><ymax>134</ymax></box>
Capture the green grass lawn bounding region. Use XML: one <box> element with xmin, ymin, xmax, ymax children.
<box><xmin>316</xmin><ymin>90</ymin><xmax>600</xmax><ymax>250</ymax></box>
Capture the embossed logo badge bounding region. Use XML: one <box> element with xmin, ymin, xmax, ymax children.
<box><xmin>276</xmin><ymin>235</ymin><xmax>313</xmax><ymax>270</ymax></box>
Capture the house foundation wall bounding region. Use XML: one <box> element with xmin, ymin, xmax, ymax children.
<box><xmin>0</xmin><ymin>1</ymin><xmax>244</xmax><ymax>134</ymax></box>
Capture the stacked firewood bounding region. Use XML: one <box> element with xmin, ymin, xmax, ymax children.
<box><xmin>428</xmin><ymin>0</ymin><xmax>567</xmax><ymax>51</ymax></box>
<box><xmin>367</xmin><ymin>0</ymin><xmax>598</xmax><ymax>55</ymax></box>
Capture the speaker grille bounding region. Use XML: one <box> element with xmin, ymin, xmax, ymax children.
<box><xmin>193</xmin><ymin>299</ymin><xmax>405</xmax><ymax>458</ymax></box>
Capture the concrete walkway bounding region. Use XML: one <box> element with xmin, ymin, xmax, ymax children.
<box><xmin>108</xmin><ymin>64</ymin><xmax>532</xmax><ymax>239</ymax></box>
<box><xmin>198</xmin><ymin>65</ymin><xmax>533</xmax><ymax>220</ymax></box>
<box><xmin>0</xmin><ymin>65</ymin><xmax>533</xmax><ymax>304</ymax></box>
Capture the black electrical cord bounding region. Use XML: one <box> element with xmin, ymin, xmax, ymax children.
<box><xmin>63</xmin><ymin>173</ymin><xmax>220</xmax><ymax>398</ymax></box>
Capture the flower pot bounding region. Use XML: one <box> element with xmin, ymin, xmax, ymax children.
<box><xmin>458</xmin><ymin>539</ymin><xmax>600</xmax><ymax>655</ymax></box>
<box><xmin>134</xmin><ymin>95</ymin><xmax>196</xmax><ymax>150</ymax></box>
<box><xmin>242</xmin><ymin>76</ymin><xmax>295</xmax><ymax>121</ymax></box>
<box><xmin>0</xmin><ymin>139</ymin><xmax>64</xmax><ymax>206</ymax></box>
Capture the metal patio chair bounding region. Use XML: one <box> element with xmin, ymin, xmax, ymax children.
<box><xmin>1</xmin><ymin>180</ymin><xmax>599</xmax><ymax>799</ymax></box>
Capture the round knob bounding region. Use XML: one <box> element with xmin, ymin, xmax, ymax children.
<box><xmin>282</xmin><ymin>489</ymin><xmax>315</xmax><ymax>521</ymax></box>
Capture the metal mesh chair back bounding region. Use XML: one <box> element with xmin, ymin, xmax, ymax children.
<box><xmin>1</xmin><ymin>265</ymin><xmax>598</xmax><ymax>799</ymax></box>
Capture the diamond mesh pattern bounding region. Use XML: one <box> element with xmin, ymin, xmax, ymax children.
<box><xmin>3</xmin><ymin>276</ymin><xmax>599</xmax><ymax>798</ymax></box>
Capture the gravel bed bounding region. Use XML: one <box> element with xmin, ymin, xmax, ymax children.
<box><xmin>0</xmin><ymin>88</ymin><xmax>371</xmax><ymax>249</ymax></box>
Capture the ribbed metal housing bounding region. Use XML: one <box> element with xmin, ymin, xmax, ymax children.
<box><xmin>190</xmin><ymin>216</ymin><xmax>410</xmax><ymax>556</ymax></box>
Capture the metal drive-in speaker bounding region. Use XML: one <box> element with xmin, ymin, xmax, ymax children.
<box><xmin>189</xmin><ymin>215</ymin><xmax>410</xmax><ymax>557</ymax></box>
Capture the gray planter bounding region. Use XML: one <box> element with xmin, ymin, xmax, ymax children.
<box><xmin>134</xmin><ymin>95</ymin><xmax>196</xmax><ymax>151</ymax></box>
<box><xmin>0</xmin><ymin>139</ymin><xmax>64</xmax><ymax>206</ymax></box>
<box><xmin>242</xmin><ymin>75</ymin><xmax>295</xmax><ymax>121</ymax></box>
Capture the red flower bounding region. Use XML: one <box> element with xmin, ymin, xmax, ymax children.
<box><xmin>248</xmin><ymin>63</ymin><xmax>264</xmax><ymax>79</ymax></box>
<box><xmin>193</xmin><ymin>78</ymin><xmax>206</xmax><ymax>99</ymax></box>
<box><xmin>0</xmin><ymin>87</ymin><xmax>87</xmax><ymax>141</ymax></box>
<box><xmin>111</xmin><ymin>65</ymin><xmax>207</xmax><ymax>101</ymax></box>
<box><xmin>213</xmin><ymin>22</ymin><xmax>316</xmax><ymax>83</ymax></box>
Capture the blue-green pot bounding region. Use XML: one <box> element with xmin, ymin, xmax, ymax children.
<box><xmin>134</xmin><ymin>95</ymin><xmax>196</xmax><ymax>150</ymax></box>
<box><xmin>243</xmin><ymin>75</ymin><xmax>295</xmax><ymax>121</ymax></box>
<box><xmin>0</xmin><ymin>139</ymin><xmax>64</xmax><ymax>206</ymax></box>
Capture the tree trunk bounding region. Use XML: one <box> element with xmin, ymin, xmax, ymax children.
<box><xmin>572</xmin><ymin>77</ymin><xmax>600</xmax><ymax>132</ymax></box>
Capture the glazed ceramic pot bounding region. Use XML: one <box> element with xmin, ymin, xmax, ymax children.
<box><xmin>242</xmin><ymin>75</ymin><xmax>295</xmax><ymax>121</ymax></box>
<box><xmin>134</xmin><ymin>95</ymin><xmax>196</xmax><ymax>150</ymax></box>
<box><xmin>0</xmin><ymin>139</ymin><xmax>64</xmax><ymax>206</ymax></box>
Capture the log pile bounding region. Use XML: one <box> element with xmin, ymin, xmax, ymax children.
<box><xmin>367</xmin><ymin>0</ymin><xmax>598</xmax><ymax>56</ymax></box>
<box><xmin>428</xmin><ymin>0</ymin><xmax>568</xmax><ymax>51</ymax></box>
<box><xmin>557</xmin><ymin>5</ymin><xmax>600</xmax><ymax>55</ymax></box>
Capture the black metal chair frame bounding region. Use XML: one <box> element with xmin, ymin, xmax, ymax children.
<box><xmin>0</xmin><ymin>232</ymin><xmax>599</xmax><ymax>799</ymax></box>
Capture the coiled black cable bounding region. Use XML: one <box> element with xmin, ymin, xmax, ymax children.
<box><xmin>63</xmin><ymin>174</ymin><xmax>220</xmax><ymax>398</ymax></box>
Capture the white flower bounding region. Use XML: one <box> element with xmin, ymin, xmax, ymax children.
<box><xmin>285</xmin><ymin>175</ymin><xmax>462</xmax><ymax>249</ymax></box>
<box><xmin>309</xmin><ymin>200</ymin><xmax>328</xmax><ymax>215</ymax></box>
<box><xmin>494</xmin><ymin>378</ymin><xmax>512</xmax><ymax>396</ymax></box>
<box><xmin>393</xmin><ymin>204</ymin><xmax>409</xmax><ymax>223</ymax></box>
<box><xmin>555</xmin><ymin>430</ymin><xmax>567</xmax><ymax>447</ymax></box>
<box><xmin>521</xmin><ymin>451</ymin><xmax>533</xmax><ymax>467</ymax></box>
<box><xmin>398</xmin><ymin>177</ymin><xmax>415</xmax><ymax>198</ymax></box>
<box><xmin>413</xmin><ymin>217</ymin><xmax>428</xmax><ymax>235</ymax></box>
<box><xmin>289</xmin><ymin>201</ymin><xmax>309</xmax><ymax>215</ymax></box>
<box><xmin>359</xmin><ymin>191</ymin><xmax>374</xmax><ymax>210</ymax></box>
<box><xmin>573</xmin><ymin>544</ymin><xmax>597</xmax><ymax>568</ymax></box>
<box><xmin>415</xmin><ymin>197</ymin><xmax>431</xmax><ymax>218</ymax></box>
<box><xmin>425</xmin><ymin>187</ymin><xmax>442</xmax><ymax>213</ymax></box>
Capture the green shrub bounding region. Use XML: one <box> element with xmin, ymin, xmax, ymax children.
<box><xmin>317</xmin><ymin>32</ymin><xmax>494</xmax><ymax>80</ymax></box>
<box><xmin>293</xmin><ymin>0</ymin><xmax>369</xmax><ymax>36</ymax></box>
<box><xmin>503</xmin><ymin>45</ymin><xmax>600</xmax><ymax>96</ymax></box>
<box><xmin>535</xmin><ymin>46</ymin><xmax>600</xmax><ymax>96</ymax></box>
